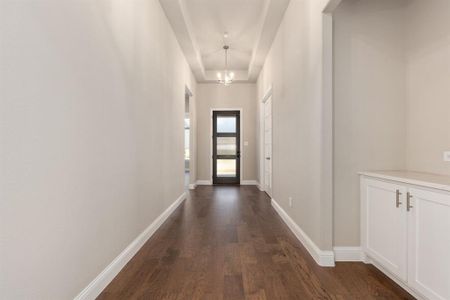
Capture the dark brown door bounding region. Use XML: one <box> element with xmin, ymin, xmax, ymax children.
<box><xmin>212</xmin><ymin>110</ymin><xmax>240</xmax><ymax>184</ymax></box>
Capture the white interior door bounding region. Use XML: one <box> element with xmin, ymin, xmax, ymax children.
<box><xmin>362</xmin><ymin>178</ymin><xmax>408</xmax><ymax>281</ymax></box>
<box><xmin>407</xmin><ymin>188</ymin><xmax>450</xmax><ymax>300</ymax></box>
<box><xmin>263</xmin><ymin>96</ymin><xmax>272</xmax><ymax>197</ymax></box>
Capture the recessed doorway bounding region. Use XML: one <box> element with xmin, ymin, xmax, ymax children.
<box><xmin>184</xmin><ymin>92</ymin><xmax>191</xmax><ymax>189</ymax></box>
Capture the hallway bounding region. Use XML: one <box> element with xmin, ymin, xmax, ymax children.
<box><xmin>98</xmin><ymin>186</ymin><xmax>413</xmax><ymax>299</ymax></box>
<box><xmin>2</xmin><ymin>0</ymin><xmax>450</xmax><ymax>298</ymax></box>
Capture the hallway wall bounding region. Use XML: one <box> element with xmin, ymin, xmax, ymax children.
<box><xmin>196</xmin><ymin>83</ymin><xmax>257</xmax><ymax>183</ymax></box>
<box><xmin>0</xmin><ymin>0</ymin><xmax>196</xmax><ymax>298</ymax></box>
<box><xmin>257</xmin><ymin>0</ymin><xmax>333</xmax><ymax>251</ymax></box>
<box><xmin>405</xmin><ymin>0</ymin><xmax>450</xmax><ymax>176</ymax></box>
<box><xmin>333</xmin><ymin>0</ymin><xmax>408</xmax><ymax>247</ymax></box>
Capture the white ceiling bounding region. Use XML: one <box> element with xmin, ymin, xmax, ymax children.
<box><xmin>187</xmin><ymin>0</ymin><xmax>264</xmax><ymax>70</ymax></box>
<box><xmin>160</xmin><ymin>0</ymin><xmax>290</xmax><ymax>83</ymax></box>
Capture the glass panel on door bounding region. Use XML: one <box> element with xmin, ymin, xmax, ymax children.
<box><xmin>217</xmin><ymin>137</ymin><xmax>236</xmax><ymax>155</ymax></box>
<box><xmin>217</xmin><ymin>159</ymin><xmax>236</xmax><ymax>177</ymax></box>
<box><xmin>217</xmin><ymin>116</ymin><xmax>236</xmax><ymax>133</ymax></box>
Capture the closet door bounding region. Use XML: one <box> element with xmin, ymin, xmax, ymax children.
<box><xmin>407</xmin><ymin>188</ymin><xmax>450</xmax><ymax>300</ymax></box>
<box><xmin>361</xmin><ymin>178</ymin><xmax>408</xmax><ymax>281</ymax></box>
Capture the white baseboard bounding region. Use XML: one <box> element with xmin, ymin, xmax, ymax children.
<box><xmin>74</xmin><ymin>192</ymin><xmax>187</xmax><ymax>300</ymax></box>
<box><xmin>196</xmin><ymin>180</ymin><xmax>261</xmax><ymax>187</ymax></box>
<box><xmin>333</xmin><ymin>247</ymin><xmax>363</xmax><ymax>262</ymax></box>
<box><xmin>271</xmin><ymin>199</ymin><xmax>335</xmax><ymax>267</ymax></box>
<box><xmin>257</xmin><ymin>184</ymin><xmax>264</xmax><ymax>191</ymax></box>
<box><xmin>188</xmin><ymin>183</ymin><xmax>197</xmax><ymax>190</ymax></box>
<box><xmin>240</xmin><ymin>180</ymin><xmax>259</xmax><ymax>185</ymax></box>
<box><xmin>196</xmin><ymin>180</ymin><xmax>212</xmax><ymax>185</ymax></box>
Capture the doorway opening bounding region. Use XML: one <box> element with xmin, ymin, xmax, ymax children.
<box><xmin>184</xmin><ymin>93</ymin><xmax>190</xmax><ymax>189</ymax></box>
<box><xmin>212</xmin><ymin>110</ymin><xmax>241</xmax><ymax>185</ymax></box>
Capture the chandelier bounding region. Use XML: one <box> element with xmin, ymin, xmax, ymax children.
<box><xmin>217</xmin><ymin>45</ymin><xmax>234</xmax><ymax>85</ymax></box>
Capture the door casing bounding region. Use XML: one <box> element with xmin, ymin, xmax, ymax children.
<box><xmin>263</xmin><ymin>95</ymin><xmax>273</xmax><ymax>197</ymax></box>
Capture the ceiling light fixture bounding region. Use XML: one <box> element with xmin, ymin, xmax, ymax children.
<box><xmin>217</xmin><ymin>45</ymin><xmax>234</xmax><ymax>86</ymax></box>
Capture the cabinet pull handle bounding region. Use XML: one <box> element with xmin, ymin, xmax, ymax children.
<box><xmin>407</xmin><ymin>192</ymin><xmax>413</xmax><ymax>211</ymax></box>
<box><xmin>396</xmin><ymin>189</ymin><xmax>402</xmax><ymax>208</ymax></box>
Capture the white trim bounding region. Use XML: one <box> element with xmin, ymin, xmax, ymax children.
<box><xmin>240</xmin><ymin>180</ymin><xmax>259</xmax><ymax>185</ymax></box>
<box><xmin>259</xmin><ymin>87</ymin><xmax>273</xmax><ymax>197</ymax></box>
<box><xmin>74</xmin><ymin>192</ymin><xmax>187</xmax><ymax>300</ymax></box>
<box><xmin>271</xmin><ymin>198</ymin><xmax>335</xmax><ymax>267</ymax></box>
<box><xmin>262</xmin><ymin>85</ymin><xmax>273</xmax><ymax>103</ymax></box>
<box><xmin>320</xmin><ymin>5</ymin><xmax>335</xmax><ymax>254</ymax></box>
<box><xmin>185</xmin><ymin>85</ymin><xmax>195</xmax><ymax>190</ymax></box>
<box><xmin>210</xmin><ymin>108</ymin><xmax>244</xmax><ymax>184</ymax></box>
<box><xmin>196</xmin><ymin>180</ymin><xmax>212</xmax><ymax>185</ymax></box>
<box><xmin>257</xmin><ymin>184</ymin><xmax>264</xmax><ymax>191</ymax></box>
<box><xmin>333</xmin><ymin>247</ymin><xmax>363</xmax><ymax>262</ymax></box>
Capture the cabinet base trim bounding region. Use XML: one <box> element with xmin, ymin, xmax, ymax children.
<box><xmin>271</xmin><ymin>198</ymin><xmax>335</xmax><ymax>267</ymax></box>
<box><xmin>365</xmin><ymin>256</ymin><xmax>424</xmax><ymax>300</ymax></box>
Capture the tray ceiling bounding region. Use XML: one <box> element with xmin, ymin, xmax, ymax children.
<box><xmin>160</xmin><ymin>0</ymin><xmax>290</xmax><ymax>82</ymax></box>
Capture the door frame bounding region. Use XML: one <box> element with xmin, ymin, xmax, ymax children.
<box><xmin>260</xmin><ymin>87</ymin><xmax>273</xmax><ymax>196</ymax></box>
<box><xmin>210</xmin><ymin>108</ymin><xmax>243</xmax><ymax>185</ymax></box>
<box><xmin>185</xmin><ymin>85</ymin><xmax>195</xmax><ymax>190</ymax></box>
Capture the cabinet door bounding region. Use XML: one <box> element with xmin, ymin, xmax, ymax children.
<box><xmin>407</xmin><ymin>188</ymin><xmax>450</xmax><ymax>300</ymax></box>
<box><xmin>361</xmin><ymin>178</ymin><xmax>408</xmax><ymax>281</ymax></box>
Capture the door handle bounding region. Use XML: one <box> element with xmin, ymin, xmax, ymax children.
<box><xmin>266</xmin><ymin>157</ymin><xmax>271</xmax><ymax>160</ymax></box>
<box><xmin>407</xmin><ymin>192</ymin><xmax>413</xmax><ymax>211</ymax></box>
<box><xmin>395</xmin><ymin>189</ymin><xmax>402</xmax><ymax>208</ymax></box>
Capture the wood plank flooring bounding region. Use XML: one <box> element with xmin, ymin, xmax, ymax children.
<box><xmin>98</xmin><ymin>186</ymin><xmax>414</xmax><ymax>299</ymax></box>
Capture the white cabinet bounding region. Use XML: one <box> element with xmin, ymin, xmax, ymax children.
<box><xmin>407</xmin><ymin>188</ymin><xmax>450</xmax><ymax>300</ymax></box>
<box><xmin>361</xmin><ymin>174</ymin><xmax>450</xmax><ymax>300</ymax></box>
<box><xmin>362</xmin><ymin>178</ymin><xmax>408</xmax><ymax>281</ymax></box>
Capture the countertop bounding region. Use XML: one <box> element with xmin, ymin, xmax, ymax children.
<box><xmin>358</xmin><ymin>170</ymin><xmax>450</xmax><ymax>192</ymax></box>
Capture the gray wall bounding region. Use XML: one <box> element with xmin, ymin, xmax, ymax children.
<box><xmin>405</xmin><ymin>0</ymin><xmax>450</xmax><ymax>176</ymax></box>
<box><xmin>333</xmin><ymin>0</ymin><xmax>408</xmax><ymax>247</ymax></box>
<box><xmin>196</xmin><ymin>83</ymin><xmax>257</xmax><ymax>182</ymax></box>
<box><xmin>0</xmin><ymin>0</ymin><xmax>196</xmax><ymax>298</ymax></box>
<box><xmin>333</xmin><ymin>0</ymin><xmax>450</xmax><ymax>247</ymax></box>
<box><xmin>257</xmin><ymin>0</ymin><xmax>333</xmax><ymax>250</ymax></box>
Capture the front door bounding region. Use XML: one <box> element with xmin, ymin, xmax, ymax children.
<box><xmin>212</xmin><ymin>110</ymin><xmax>240</xmax><ymax>184</ymax></box>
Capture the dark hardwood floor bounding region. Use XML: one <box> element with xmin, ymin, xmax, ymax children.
<box><xmin>98</xmin><ymin>186</ymin><xmax>414</xmax><ymax>300</ymax></box>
